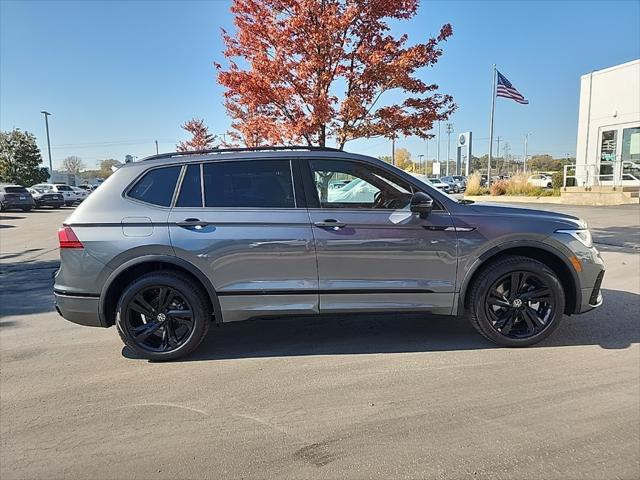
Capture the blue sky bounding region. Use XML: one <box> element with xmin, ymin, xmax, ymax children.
<box><xmin>1</xmin><ymin>0</ymin><xmax>639</xmax><ymax>170</ymax></box>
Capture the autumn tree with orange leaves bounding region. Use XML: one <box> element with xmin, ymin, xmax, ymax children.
<box><xmin>177</xmin><ymin>118</ymin><xmax>217</xmax><ymax>152</ymax></box>
<box><xmin>216</xmin><ymin>0</ymin><xmax>455</xmax><ymax>148</ymax></box>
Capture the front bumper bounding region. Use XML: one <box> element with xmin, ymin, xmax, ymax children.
<box><xmin>54</xmin><ymin>291</ymin><xmax>104</xmax><ymax>327</ymax></box>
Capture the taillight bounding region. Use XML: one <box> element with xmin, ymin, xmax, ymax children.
<box><xmin>58</xmin><ymin>226</ymin><xmax>83</xmax><ymax>249</ymax></box>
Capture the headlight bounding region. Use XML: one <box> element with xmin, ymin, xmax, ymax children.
<box><xmin>556</xmin><ymin>229</ymin><xmax>593</xmax><ymax>248</ymax></box>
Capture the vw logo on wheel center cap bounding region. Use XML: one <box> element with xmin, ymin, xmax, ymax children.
<box><xmin>512</xmin><ymin>299</ymin><xmax>523</xmax><ymax>308</ymax></box>
<box><xmin>157</xmin><ymin>313</ymin><xmax>167</xmax><ymax>322</ymax></box>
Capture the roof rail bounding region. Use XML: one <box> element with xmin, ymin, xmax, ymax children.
<box><xmin>140</xmin><ymin>145</ymin><xmax>343</xmax><ymax>162</ymax></box>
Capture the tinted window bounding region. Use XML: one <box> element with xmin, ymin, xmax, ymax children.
<box><xmin>128</xmin><ymin>166</ymin><xmax>181</xmax><ymax>206</ymax></box>
<box><xmin>309</xmin><ymin>159</ymin><xmax>413</xmax><ymax>210</ymax></box>
<box><xmin>4</xmin><ymin>186</ymin><xmax>28</xmax><ymax>193</ymax></box>
<box><xmin>56</xmin><ymin>185</ymin><xmax>72</xmax><ymax>191</ymax></box>
<box><xmin>176</xmin><ymin>164</ymin><xmax>202</xmax><ymax>207</ymax></box>
<box><xmin>203</xmin><ymin>160</ymin><xmax>294</xmax><ymax>208</ymax></box>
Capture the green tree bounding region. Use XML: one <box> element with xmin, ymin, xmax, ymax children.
<box><xmin>0</xmin><ymin>129</ymin><xmax>49</xmax><ymax>186</ymax></box>
<box><xmin>99</xmin><ymin>159</ymin><xmax>122</xmax><ymax>178</ymax></box>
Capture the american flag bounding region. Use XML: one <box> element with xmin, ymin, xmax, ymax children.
<box><xmin>496</xmin><ymin>71</ymin><xmax>529</xmax><ymax>104</ymax></box>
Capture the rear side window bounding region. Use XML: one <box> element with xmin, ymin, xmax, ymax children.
<box><xmin>56</xmin><ymin>185</ymin><xmax>72</xmax><ymax>191</ymax></box>
<box><xmin>128</xmin><ymin>166</ymin><xmax>181</xmax><ymax>207</ymax></box>
<box><xmin>176</xmin><ymin>164</ymin><xmax>203</xmax><ymax>207</ymax></box>
<box><xmin>203</xmin><ymin>160</ymin><xmax>295</xmax><ymax>208</ymax></box>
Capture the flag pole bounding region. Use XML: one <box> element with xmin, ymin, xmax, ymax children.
<box><xmin>487</xmin><ymin>64</ymin><xmax>497</xmax><ymax>188</ymax></box>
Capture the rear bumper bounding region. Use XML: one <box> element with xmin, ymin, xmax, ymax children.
<box><xmin>36</xmin><ymin>199</ymin><xmax>64</xmax><ymax>206</ymax></box>
<box><xmin>54</xmin><ymin>291</ymin><xmax>104</xmax><ymax>327</ymax></box>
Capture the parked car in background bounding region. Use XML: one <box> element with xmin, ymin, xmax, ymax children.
<box><xmin>329</xmin><ymin>180</ymin><xmax>351</xmax><ymax>190</ymax></box>
<box><xmin>527</xmin><ymin>174</ymin><xmax>553</xmax><ymax>188</ymax></box>
<box><xmin>53</xmin><ymin>146</ymin><xmax>605</xmax><ymax>361</ymax></box>
<box><xmin>426</xmin><ymin>177</ymin><xmax>451</xmax><ymax>193</ymax></box>
<box><xmin>71</xmin><ymin>186</ymin><xmax>89</xmax><ymax>202</ymax></box>
<box><xmin>77</xmin><ymin>185</ymin><xmax>94</xmax><ymax>193</ymax></box>
<box><xmin>27</xmin><ymin>187</ymin><xmax>64</xmax><ymax>209</ymax></box>
<box><xmin>0</xmin><ymin>184</ymin><xmax>35</xmax><ymax>212</ymax></box>
<box><xmin>440</xmin><ymin>175</ymin><xmax>466</xmax><ymax>193</ymax></box>
<box><xmin>31</xmin><ymin>183</ymin><xmax>77</xmax><ymax>206</ymax></box>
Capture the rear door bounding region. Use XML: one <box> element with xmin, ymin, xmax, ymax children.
<box><xmin>303</xmin><ymin>158</ymin><xmax>457</xmax><ymax>315</ymax></box>
<box><xmin>168</xmin><ymin>159</ymin><xmax>318</xmax><ymax>323</ymax></box>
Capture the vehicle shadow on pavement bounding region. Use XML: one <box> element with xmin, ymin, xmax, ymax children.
<box><xmin>0</xmin><ymin>259</ymin><xmax>59</xmax><ymax>319</ymax></box>
<box><xmin>122</xmin><ymin>288</ymin><xmax>639</xmax><ymax>362</ymax></box>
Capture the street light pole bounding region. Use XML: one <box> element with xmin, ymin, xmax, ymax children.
<box><xmin>417</xmin><ymin>154</ymin><xmax>424</xmax><ymax>174</ymax></box>
<box><xmin>523</xmin><ymin>132</ymin><xmax>532</xmax><ymax>172</ymax></box>
<box><xmin>445</xmin><ymin>123</ymin><xmax>454</xmax><ymax>176</ymax></box>
<box><xmin>41</xmin><ymin>111</ymin><xmax>53</xmax><ymax>181</ymax></box>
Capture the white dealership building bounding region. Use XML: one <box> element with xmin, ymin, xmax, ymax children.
<box><xmin>574</xmin><ymin>59</ymin><xmax>640</xmax><ymax>186</ymax></box>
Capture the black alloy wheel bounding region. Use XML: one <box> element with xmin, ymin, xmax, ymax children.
<box><xmin>467</xmin><ymin>255</ymin><xmax>565</xmax><ymax>347</ymax></box>
<box><xmin>116</xmin><ymin>271</ymin><xmax>210</xmax><ymax>361</ymax></box>
<box><xmin>484</xmin><ymin>271</ymin><xmax>554</xmax><ymax>338</ymax></box>
<box><xmin>124</xmin><ymin>286</ymin><xmax>195</xmax><ymax>353</ymax></box>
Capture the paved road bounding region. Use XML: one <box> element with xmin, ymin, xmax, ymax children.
<box><xmin>1</xmin><ymin>204</ymin><xmax>639</xmax><ymax>479</ymax></box>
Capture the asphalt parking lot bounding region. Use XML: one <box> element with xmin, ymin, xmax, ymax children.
<box><xmin>1</xmin><ymin>203</ymin><xmax>639</xmax><ymax>479</ymax></box>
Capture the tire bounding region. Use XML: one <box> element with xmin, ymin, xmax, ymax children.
<box><xmin>21</xmin><ymin>207</ymin><xmax>32</xmax><ymax>212</ymax></box>
<box><xmin>53</xmin><ymin>205</ymin><xmax>61</xmax><ymax>209</ymax></box>
<box><xmin>467</xmin><ymin>255</ymin><xmax>564</xmax><ymax>347</ymax></box>
<box><xmin>116</xmin><ymin>271</ymin><xmax>211</xmax><ymax>361</ymax></box>
<box><xmin>546</xmin><ymin>183</ymin><xmax>552</xmax><ymax>188</ymax></box>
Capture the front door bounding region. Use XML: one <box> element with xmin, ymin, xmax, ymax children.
<box><xmin>168</xmin><ymin>159</ymin><xmax>318</xmax><ymax>322</ymax></box>
<box><xmin>303</xmin><ymin>158</ymin><xmax>457</xmax><ymax>315</ymax></box>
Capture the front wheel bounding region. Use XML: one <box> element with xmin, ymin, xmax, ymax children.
<box><xmin>116</xmin><ymin>271</ymin><xmax>211</xmax><ymax>361</ymax></box>
<box><xmin>467</xmin><ymin>255</ymin><xmax>564</xmax><ymax>347</ymax></box>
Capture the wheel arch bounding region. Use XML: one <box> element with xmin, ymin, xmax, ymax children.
<box><xmin>459</xmin><ymin>242</ymin><xmax>580</xmax><ymax>316</ymax></box>
<box><xmin>99</xmin><ymin>255</ymin><xmax>223</xmax><ymax>327</ymax></box>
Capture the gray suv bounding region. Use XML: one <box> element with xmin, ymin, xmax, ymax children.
<box><xmin>54</xmin><ymin>147</ymin><xmax>605</xmax><ymax>360</ymax></box>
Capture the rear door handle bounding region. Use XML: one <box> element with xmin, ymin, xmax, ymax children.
<box><xmin>314</xmin><ymin>219</ymin><xmax>346</xmax><ymax>229</ymax></box>
<box><xmin>176</xmin><ymin>218</ymin><xmax>210</xmax><ymax>228</ymax></box>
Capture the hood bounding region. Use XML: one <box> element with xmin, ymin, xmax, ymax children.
<box><xmin>466</xmin><ymin>202</ymin><xmax>587</xmax><ymax>229</ymax></box>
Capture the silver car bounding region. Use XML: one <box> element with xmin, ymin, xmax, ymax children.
<box><xmin>54</xmin><ymin>147</ymin><xmax>605</xmax><ymax>360</ymax></box>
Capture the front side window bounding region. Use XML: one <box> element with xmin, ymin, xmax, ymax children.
<box><xmin>128</xmin><ymin>166</ymin><xmax>181</xmax><ymax>207</ymax></box>
<box><xmin>309</xmin><ymin>159</ymin><xmax>413</xmax><ymax>210</ymax></box>
<box><xmin>203</xmin><ymin>160</ymin><xmax>295</xmax><ymax>208</ymax></box>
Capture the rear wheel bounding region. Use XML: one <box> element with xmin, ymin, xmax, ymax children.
<box><xmin>116</xmin><ymin>271</ymin><xmax>210</xmax><ymax>361</ymax></box>
<box><xmin>21</xmin><ymin>207</ymin><xmax>32</xmax><ymax>212</ymax></box>
<box><xmin>467</xmin><ymin>255</ymin><xmax>564</xmax><ymax>347</ymax></box>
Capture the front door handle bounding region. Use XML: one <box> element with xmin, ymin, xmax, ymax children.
<box><xmin>176</xmin><ymin>218</ymin><xmax>210</xmax><ymax>228</ymax></box>
<box><xmin>314</xmin><ymin>219</ymin><xmax>346</xmax><ymax>229</ymax></box>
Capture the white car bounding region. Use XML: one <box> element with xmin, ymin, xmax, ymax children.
<box><xmin>527</xmin><ymin>174</ymin><xmax>553</xmax><ymax>188</ymax></box>
<box><xmin>71</xmin><ymin>186</ymin><xmax>89</xmax><ymax>202</ymax></box>
<box><xmin>31</xmin><ymin>183</ymin><xmax>77</xmax><ymax>206</ymax></box>
<box><xmin>409</xmin><ymin>173</ymin><xmax>451</xmax><ymax>193</ymax></box>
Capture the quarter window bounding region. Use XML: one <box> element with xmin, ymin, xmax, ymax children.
<box><xmin>203</xmin><ymin>160</ymin><xmax>295</xmax><ymax>208</ymax></box>
<box><xmin>176</xmin><ymin>164</ymin><xmax>203</xmax><ymax>207</ymax></box>
<box><xmin>128</xmin><ymin>166</ymin><xmax>181</xmax><ymax>207</ymax></box>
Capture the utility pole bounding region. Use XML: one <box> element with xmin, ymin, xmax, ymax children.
<box><xmin>436</xmin><ymin>121</ymin><xmax>441</xmax><ymax>171</ymax></box>
<box><xmin>445</xmin><ymin>123</ymin><xmax>454</xmax><ymax>176</ymax></box>
<box><xmin>41</xmin><ymin>111</ymin><xmax>53</xmax><ymax>181</ymax></box>
<box><xmin>523</xmin><ymin>133</ymin><xmax>531</xmax><ymax>172</ymax></box>
<box><xmin>425</xmin><ymin>138</ymin><xmax>429</xmax><ymax>175</ymax></box>
<box><xmin>495</xmin><ymin>136</ymin><xmax>502</xmax><ymax>174</ymax></box>
<box><xmin>155</xmin><ymin>140</ymin><xmax>159</xmax><ymax>155</ymax></box>
<box><xmin>391</xmin><ymin>134</ymin><xmax>396</xmax><ymax>166</ymax></box>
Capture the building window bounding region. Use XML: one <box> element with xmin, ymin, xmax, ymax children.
<box><xmin>621</xmin><ymin>127</ymin><xmax>640</xmax><ymax>162</ymax></box>
<box><xmin>600</xmin><ymin>130</ymin><xmax>617</xmax><ymax>162</ymax></box>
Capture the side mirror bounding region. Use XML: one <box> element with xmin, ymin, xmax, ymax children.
<box><xmin>410</xmin><ymin>191</ymin><xmax>433</xmax><ymax>218</ymax></box>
